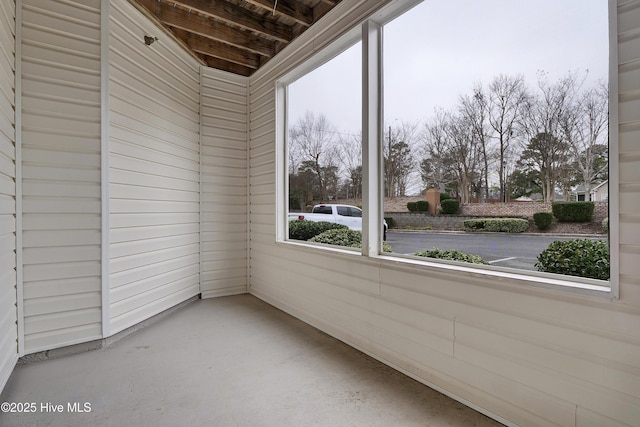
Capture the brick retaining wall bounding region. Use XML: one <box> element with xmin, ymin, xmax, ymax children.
<box><xmin>458</xmin><ymin>201</ymin><xmax>608</xmax><ymax>222</ymax></box>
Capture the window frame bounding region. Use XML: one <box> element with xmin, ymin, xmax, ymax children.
<box><xmin>276</xmin><ymin>0</ymin><xmax>618</xmax><ymax>300</ymax></box>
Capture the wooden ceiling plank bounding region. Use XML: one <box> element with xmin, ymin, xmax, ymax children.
<box><xmin>242</xmin><ymin>0</ymin><xmax>313</xmax><ymax>27</ymax></box>
<box><xmin>205</xmin><ymin>56</ymin><xmax>253</xmax><ymax>77</ymax></box>
<box><xmin>169</xmin><ymin>0</ymin><xmax>293</xmax><ymax>43</ymax></box>
<box><xmin>172</xmin><ymin>29</ymin><xmax>260</xmax><ymax>69</ymax></box>
<box><xmin>158</xmin><ymin>5</ymin><xmax>276</xmax><ymax>57</ymax></box>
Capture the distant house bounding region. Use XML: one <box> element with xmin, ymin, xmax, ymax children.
<box><xmin>574</xmin><ymin>181</ymin><xmax>608</xmax><ymax>201</ymax></box>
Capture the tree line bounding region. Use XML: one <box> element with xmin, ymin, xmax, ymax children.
<box><xmin>288</xmin><ymin>71</ymin><xmax>608</xmax><ymax>210</ymax></box>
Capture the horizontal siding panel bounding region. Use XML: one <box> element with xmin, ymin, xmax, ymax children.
<box><xmin>22</xmin><ymin>276</ymin><xmax>101</xmax><ymax>300</ymax></box>
<box><xmin>109</xmin><ymin>212</ymin><xmax>199</xmax><ymax>229</ymax></box>
<box><xmin>23</xmin><ymin>260</ymin><xmax>100</xmax><ymax>282</ymax></box>
<box><xmin>23</xmin><ymin>199</ymin><xmax>100</xmax><ymax>214</ymax></box>
<box><xmin>111</xmin><ymin>266</ymin><xmax>199</xmax><ymax>303</ymax></box>
<box><xmin>110</xmin><ymin>184</ymin><xmax>198</xmax><ymax>203</ymax></box>
<box><xmin>23</xmin><ymin>324</ymin><xmax>101</xmax><ymax>353</ymax></box>
<box><xmin>23</xmin><ymin>245</ymin><xmax>100</xmax><ymax>264</ymax></box>
<box><xmin>111</xmin><ymin>200</ymin><xmax>199</xmax><ymax>214</ymax></box>
<box><xmin>110</xmin><ymin>111</ymin><xmax>199</xmax><ymax>151</ymax></box>
<box><xmin>110</xmin><ymin>286</ymin><xmax>199</xmax><ymax>334</ymax></box>
<box><xmin>22</xmin><ymin>180</ymin><xmax>99</xmax><ymax>198</ymax></box>
<box><xmin>110</xmin><ymin>153</ymin><xmax>199</xmax><ymax>182</ymax></box>
<box><xmin>111</xmin><ymin>255</ymin><xmax>199</xmax><ymax>290</ymax></box>
<box><xmin>21</xmin><ymin>80</ymin><xmax>100</xmax><ymax>110</ymax></box>
<box><xmin>21</xmin><ymin>147</ymin><xmax>100</xmax><ymax>167</ymax></box>
<box><xmin>24</xmin><ymin>308</ymin><xmax>101</xmax><ymax>335</ymax></box>
<box><xmin>110</xmin><ymin>234</ymin><xmax>199</xmax><ymax>259</ymax></box>
<box><xmin>22</xmin><ymin>213</ymin><xmax>99</xmax><ymax>230</ymax></box>
<box><xmin>455</xmin><ymin>321</ymin><xmax>640</xmax><ymax>400</ymax></box>
<box><xmin>109</xmin><ymin>134</ymin><xmax>199</xmax><ymax>163</ymax></box>
<box><xmin>110</xmin><ymin>277</ymin><xmax>198</xmax><ymax>319</ymax></box>
<box><xmin>110</xmin><ymin>169</ymin><xmax>198</xmax><ymax>192</ymax></box>
<box><xmin>110</xmin><ymin>244</ymin><xmax>199</xmax><ymax>274</ymax></box>
<box><xmin>22</xmin><ymin>163</ymin><xmax>100</xmax><ymax>182</ymax></box>
<box><xmin>23</xmin><ymin>292</ymin><xmax>101</xmax><ymax>317</ymax></box>
<box><xmin>201</xmin><ymin>241</ymin><xmax>246</xmax><ymax>253</ymax></box>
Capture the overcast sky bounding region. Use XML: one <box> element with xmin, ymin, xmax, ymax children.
<box><xmin>288</xmin><ymin>0</ymin><xmax>609</xmax><ymax>135</ymax></box>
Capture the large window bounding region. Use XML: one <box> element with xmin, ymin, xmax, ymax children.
<box><xmin>284</xmin><ymin>39</ymin><xmax>363</xmax><ymax>248</ymax></box>
<box><xmin>381</xmin><ymin>0</ymin><xmax>610</xmax><ymax>284</ymax></box>
<box><xmin>280</xmin><ymin>0</ymin><xmax>614</xmax><ymax>293</ymax></box>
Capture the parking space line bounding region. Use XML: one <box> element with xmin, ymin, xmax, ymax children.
<box><xmin>489</xmin><ymin>257</ymin><xmax>516</xmax><ymax>264</ymax></box>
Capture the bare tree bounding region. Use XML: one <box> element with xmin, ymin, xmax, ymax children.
<box><xmin>459</xmin><ymin>84</ymin><xmax>493</xmax><ymax>202</ymax></box>
<box><xmin>446</xmin><ymin>112</ymin><xmax>482</xmax><ymax>204</ymax></box>
<box><xmin>487</xmin><ymin>74</ymin><xmax>529</xmax><ymax>202</ymax></box>
<box><xmin>520</xmin><ymin>71</ymin><xmax>583</xmax><ymax>202</ymax></box>
<box><xmin>289</xmin><ymin>111</ymin><xmax>338</xmax><ymax>202</ymax></box>
<box><xmin>384</xmin><ymin>121</ymin><xmax>417</xmax><ymax>197</ymax></box>
<box><xmin>420</xmin><ymin>110</ymin><xmax>454</xmax><ymax>192</ymax></box>
<box><xmin>335</xmin><ymin>132</ymin><xmax>363</xmax><ymax>199</ymax></box>
<box><xmin>560</xmin><ymin>82</ymin><xmax>609</xmax><ymax>200</ymax></box>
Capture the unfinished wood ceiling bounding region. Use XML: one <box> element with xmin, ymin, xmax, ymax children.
<box><xmin>130</xmin><ymin>0</ymin><xmax>342</xmax><ymax>76</ymax></box>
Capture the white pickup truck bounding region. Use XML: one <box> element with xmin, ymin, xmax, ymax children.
<box><xmin>288</xmin><ymin>204</ymin><xmax>387</xmax><ymax>239</ymax></box>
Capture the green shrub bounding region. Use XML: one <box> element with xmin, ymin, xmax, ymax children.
<box><xmin>407</xmin><ymin>202</ymin><xmax>418</xmax><ymax>212</ymax></box>
<box><xmin>552</xmin><ymin>201</ymin><xmax>595</xmax><ymax>222</ymax></box>
<box><xmin>440</xmin><ymin>193</ymin><xmax>452</xmax><ymax>201</ymax></box>
<box><xmin>288</xmin><ymin>220</ymin><xmax>348</xmax><ymax>241</ymax></box>
<box><xmin>440</xmin><ymin>199</ymin><xmax>459</xmax><ymax>214</ymax></box>
<box><xmin>535</xmin><ymin>239</ymin><xmax>609</xmax><ymax>280</ymax></box>
<box><xmin>602</xmin><ymin>217</ymin><xmax>609</xmax><ymax>232</ymax></box>
<box><xmin>463</xmin><ymin>218</ymin><xmax>528</xmax><ymax>233</ymax></box>
<box><xmin>309</xmin><ymin>229</ymin><xmax>392</xmax><ymax>252</ymax></box>
<box><xmin>414</xmin><ymin>248</ymin><xmax>489</xmax><ymax>265</ymax></box>
<box><xmin>533</xmin><ymin>212</ymin><xmax>553</xmax><ymax>230</ymax></box>
<box><xmin>415</xmin><ymin>200</ymin><xmax>429</xmax><ymax>211</ymax></box>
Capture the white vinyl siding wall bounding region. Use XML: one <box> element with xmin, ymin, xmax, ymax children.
<box><xmin>248</xmin><ymin>1</ymin><xmax>640</xmax><ymax>426</ymax></box>
<box><xmin>618</xmin><ymin>0</ymin><xmax>640</xmax><ymax>308</ymax></box>
<box><xmin>200</xmin><ymin>67</ymin><xmax>248</xmax><ymax>298</ymax></box>
<box><xmin>0</xmin><ymin>0</ymin><xmax>16</xmax><ymax>390</ymax></box>
<box><xmin>108</xmin><ymin>0</ymin><xmax>201</xmax><ymax>334</ymax></box>
<box><xmin>20</xmin><ymin>0</ymin><xmax>102</xmax><ymax>353</ymax></box>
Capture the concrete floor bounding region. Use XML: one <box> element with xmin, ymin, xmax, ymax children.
<box><xmin>1</xmin><ymin>295</ymin><xmax>503</xmax><ymax>427</ymax></box>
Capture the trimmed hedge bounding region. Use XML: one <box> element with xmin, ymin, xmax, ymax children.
<box><xmin>288</xmin><ymin>220</ymin><xmax>348</xmax><ymax>241</ymax></box>
<box><xmin>414</xmin><ymin>248</ymin><xmax>489</xmax><ymax>265</ymax></box>
<box><xmin>407</xmin><ymin>201</ymin><xmax>429</xmax><ymax>212</ymax></box>
<box><xmin>533</xmin><ymin>212</ymin><xmax>553</xmax><ymax>230</ymax></box>
<box><xmin>464</xmin><ymin>218</ymin><xmax>529</xmax><ymax>233</ymax></box>
<box><xmin>440</xmin><ymin>199</ymin><xmax>459</xmax><ymax>214</ymax></box>
<box><xmin>309</xmin><ymin>229</ymin><xmax>392</xmax><ymax>252</ymax></box>
<box><xmin>535</xmin><ymin>239</ymin><xmax>609</xmax><ymax>280</ymax></box>
<box><xmin>552</xmin><ymin>201</ymin><xmax>594</xmax><ymax>222</ymax></box>
<box><xmin>415</xmin><ymin>200</ymin><xmax>429</xmax><ymax>211</ymax></box>
<box><xmin>440</xmin><ymin>193</ymin><xmax>452</xmax><ymax>201</ymax></box>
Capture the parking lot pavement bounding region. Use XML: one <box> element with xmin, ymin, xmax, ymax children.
<box><xmin>386</xmin><ymin>231</ymin><xmax>607</xmax><ymax>271</ymax></box>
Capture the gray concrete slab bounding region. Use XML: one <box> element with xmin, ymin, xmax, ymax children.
<box><xmin>1</xmin><ymin>295</ymin><xmax>503</xmax><ymax>426</ymax></box>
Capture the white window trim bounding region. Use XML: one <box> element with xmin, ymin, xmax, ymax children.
<box><xmin>276</xmin><ymin>0</ymin><xmax>618</xmax><ymax>300</ymax></box>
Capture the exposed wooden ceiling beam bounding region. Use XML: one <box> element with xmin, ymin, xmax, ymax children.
<box><xmin>170</xmin><ymin>0</ymin><xmax>292</xmax><ymax>43</ymax></box>
<box><xmin>128</xmin><ymin>0</ymin><xmax>342</xmax><ymax>77</ymax></box>
<box><xmin>172</xmin><ymin>28</ymin><xmax>260</xmax><ymax>70</ymax></box>
<box><xmin>242</xmin><ymin>0</ymin><xmax>313</xmax><ymax>27</ymax></box>
<box><xmin>157</xmin><ymin>4</ymin><xmax>276</xmax><ymax>57</ymax></box>
<box><xmin>204</xmin><ymin>56</ymin><xmax>254</xmax><ymax>77</ymax></box>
